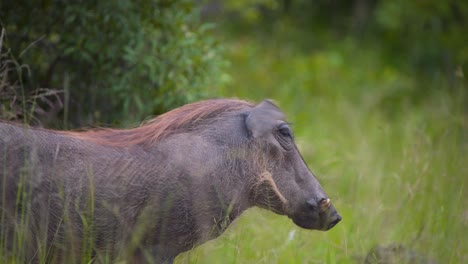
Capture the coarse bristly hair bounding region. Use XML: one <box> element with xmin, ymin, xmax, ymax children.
<box><xmin>63</xmin><ymin>99</ymin><xmax>254</xmax><ymax>147</ymax></box>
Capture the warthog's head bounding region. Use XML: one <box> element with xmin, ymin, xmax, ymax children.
<box><xmin>246</xmin><ymin>100</ymin><xmax>341</xmax><ymax>231</ymax></box>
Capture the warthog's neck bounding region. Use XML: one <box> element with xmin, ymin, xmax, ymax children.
<box><xmin>198</xmin><ymin>183</ymin><xmax>252</xmax><ymax>241</ymax></box>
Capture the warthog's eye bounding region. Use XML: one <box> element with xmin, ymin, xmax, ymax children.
<box><xmin>276</xmin><ymin>122</ymin><xmax>293</xmax><ymax>149</ymax></box>
<box><xmin>278</xmin><ymin>125</ymin><xmax>292</xmax><ymax>138</ymax></box>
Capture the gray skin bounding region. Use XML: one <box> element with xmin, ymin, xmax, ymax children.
<box><xmin>0</xmin><ymin>100</ymin><xmax>341</xmax><ymax>263</ymax></box>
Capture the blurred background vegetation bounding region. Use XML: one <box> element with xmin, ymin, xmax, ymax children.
<box><xmin>1</xmin><ymin>0</ymin><xmax>467</xmax><ymax>263</ymax></box>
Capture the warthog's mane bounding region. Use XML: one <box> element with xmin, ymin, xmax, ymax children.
<box><xmin>63</xmin><ymin>99</ymin><xmax>254</xmax><ymax>147</ymax></box>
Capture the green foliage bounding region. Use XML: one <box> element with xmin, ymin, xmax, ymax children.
<box><xmin>0</xmin><ymin>28</ymin><xmax>63</xmax><ymax>125</ymax></box>
<box><xmin>218</xmin><ymin>0</ymin><xmax>467</xmax><ymax>83</ymax></box>
<box><xmin>0</xmin><ymin>0</ymin><xmax>227</xmax><ymax>127</ymax></box>
<box><xmin>374</xmin><ymin>1</ymin><xmax>468</xmax><ymax>73</ymax></box>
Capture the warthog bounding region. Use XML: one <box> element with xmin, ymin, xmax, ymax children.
<box><xmin>0</xmin><ymin>99</ymin><xmax>341</xmax><ymax>263</ymax></box>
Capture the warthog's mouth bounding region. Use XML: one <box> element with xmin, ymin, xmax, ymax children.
<box><xmin>289</xmin><ymin>205</ymin><xmax>342</xmax><ymax>231</ymax></box>
<box><xmin>291</xmin><ymin>214</ymin><xmax>342</xmax><ymax>231</ymax></box>
<box><xmin>326</xmin><ymin>216</ymin><xmax>342</xmax><ymax>230</ymax></box>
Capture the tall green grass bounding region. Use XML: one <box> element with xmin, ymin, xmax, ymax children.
<box><xmin>177</xmin><ymin>36</ymin><xmax>467</xmax><ymax>263</ymax></box>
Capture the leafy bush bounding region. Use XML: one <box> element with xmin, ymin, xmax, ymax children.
<box><xmin>0</xmin><ymin>0</ymin><xmax>227</xmax><ymax>127</ymax></box>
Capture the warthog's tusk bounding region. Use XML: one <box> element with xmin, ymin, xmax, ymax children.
<box><xmin>320</xmin><ymin>198</ymin><xmax>331</xmax><ymax>210</ymax></box>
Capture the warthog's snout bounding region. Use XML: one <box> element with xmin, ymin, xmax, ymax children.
<box><xmin>320</xmin><ymin>201</ymin><xmax>341</xmax><ymax>231</ymax></box>
<box><xmin>318</xmin><ymin>198</ymin><xmax>342</xmax><ymax>230</ymax></box>
<box><xmin>291</xmin><ymin>197</ymin><xmax>342</xmax><ymax>231</ymax></box>
<box><xmin>325</xmin><ymin>205</ymin><xmax>342</xmax><ymax>230</ymax></box>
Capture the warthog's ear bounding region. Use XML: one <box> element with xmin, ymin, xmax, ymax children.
<box><xmin>246</xmin><ymin>99</ymin><xmax>285</xmax><ymax>138</ymax></box>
